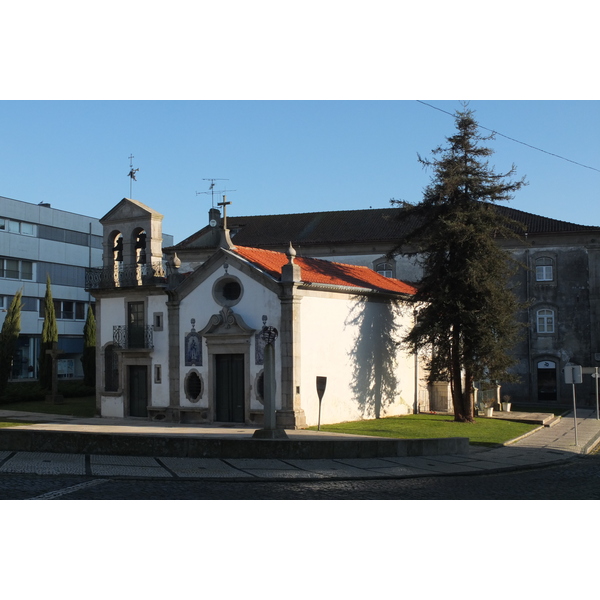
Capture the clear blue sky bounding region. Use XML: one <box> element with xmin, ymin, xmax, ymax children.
<box><xmin>1</xmin><ymin>100</ymin><xmax>598</xmax><ymax>243</ymax></box>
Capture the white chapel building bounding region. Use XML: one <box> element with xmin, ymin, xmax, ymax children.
<box><xmin>87</xmin><ymin>198</ymin><xmax>425</xmax><ymax>428</ymax></box>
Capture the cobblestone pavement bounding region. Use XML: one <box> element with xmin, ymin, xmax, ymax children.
<box><xmin>2</xmin><ymin>453</ymin><xmax>599</xmax><ymax>500</ymax></box>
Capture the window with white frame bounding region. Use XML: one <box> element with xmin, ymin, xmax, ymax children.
<box><xmin>535</xmin><ymin>257</ymin><xmax>554</xmax><ymax>282</ymax></box>
<box><xmin>0</xmin><ymin>218</ymin><xmax>36</xmax><ymax>236</ymax></box>
<box><xmin>376</xmin><ymin>261</ymin><xmax>394</xmax><ymax>278</ymax></box>
<box><xmin>537</xmin><ymin>309</ymin><xmax>555</xmax><ymax>333</ymax></box>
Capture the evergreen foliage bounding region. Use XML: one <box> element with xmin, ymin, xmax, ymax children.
<box><xmin>81</xmin><ymin>305</ymin><xmax>96</xmax><ymax>387</ymax></box>
<box><xmin>39</xmin><ymin>275</ymin><xmax>58</xmax><ymax>390</ymax></box>
<box><xmin>393</xmin><ymin>108</ymin><xmax>526</xmax><ymax>422</ymax></box>
<box><xmin>0</xmin><ymin>290</ymin><xmax>23</xmax><ymax>396</ymax></box>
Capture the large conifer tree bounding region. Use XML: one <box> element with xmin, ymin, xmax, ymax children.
<box><xmin>39</xmin><ymin>275</ymin><xmax>58</xmax><ymax>390</ymax></box>
<box><xmin>0</xmin><ymin>290</ymin><xmax>23</xmax><ymax>396</ymax></box>
<box><xmin>394</xmin><ymin>108</ymin><xmax>526</xmax><ymax>422</ymax></box>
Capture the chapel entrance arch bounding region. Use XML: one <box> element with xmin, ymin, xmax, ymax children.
<box><xmin>199</xmin><ymin>307</ymin><xmax>256</xmax><ymax>424</ymax></box>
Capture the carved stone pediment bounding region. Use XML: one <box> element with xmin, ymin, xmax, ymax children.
<box><xmin>199</xmin><ymin>307</ymin><xmax>255</xmax><ymax>337</ymax></box>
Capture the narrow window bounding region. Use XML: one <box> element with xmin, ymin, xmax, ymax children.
<box><xmin>75</xmin><ymin>302</ymin><xmax>85</xmax><ymax>320</ymax></box>
<box><xmin>21</xmin><ymin>222</ymin><xmax>34</xmax><ymax>236</ymax></box>
<box><xmin>5</xmin><ymin>259</ymin><xmax>19</xmax><ymax>279</ymax></box>
<box><xmin>154</xmin><ymin>364</ymin><xmax>162</xmax><ymax>384</ymax></box>
<box><xmin>535</xmin><ymin>257</ymin><xmax>554</xmax><ymax>282</ymax></box>
<box><xmin>21</xmin><ymin>261</ymin><xmax>33</xmax><ymax>280</ymax></box>
<box><xmin>537</xmin><ymin>309</ymin><xmax>555</xmax><ymax>334</ymax></box>
<box><xmin>104</xmin><ymin>344</ymin><xmax>119</xmax><ymax>392</ymax></box>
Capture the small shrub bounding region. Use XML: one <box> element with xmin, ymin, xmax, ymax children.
<box><xmin>0</xmin><ymin>380</ymin><xmax>95</xmax><ymax>403</ymax></box>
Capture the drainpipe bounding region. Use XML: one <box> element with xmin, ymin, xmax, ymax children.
<box><xmin>526</xmin><ymin>247</ymin><xmax>533</xmax><ymax>402</ymax></box>
<box><xmin>413</xmin><ymin>308</ymin><xmax>419</xmax><ymax>414</ymax></box>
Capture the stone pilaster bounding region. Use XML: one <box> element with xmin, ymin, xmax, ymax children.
<box><xmin>166</xmin><ymin>298</ymin><xmax>181</xmax><ymax>422</ymax></box>
<box><xmin>277</xmin><ymin>291</ymin><xmax>306</xmax><ymax>429</ymax></box>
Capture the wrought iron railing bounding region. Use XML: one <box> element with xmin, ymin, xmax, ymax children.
<box><xmin>113</xmin><ymin>325</ymin><xmax>154</xmax><ymax>350</ymax></box>
<box><xmin>85</xmin><ymin>262</ymin><xmax>167</xmax><ymax>290</ymax></box>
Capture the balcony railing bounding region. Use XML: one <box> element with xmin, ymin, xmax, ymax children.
<box><xmin>85</xmin><ymin>262</ymin><xmax>167</xmax><ymax>290</ymax></box>
<box><xmin>113</xmin><ymin>325</ymin><xmax>154</xmax><ymax>350</ymax></box>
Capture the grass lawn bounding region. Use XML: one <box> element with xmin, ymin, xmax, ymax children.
<box><xmin>0</xmin><ymin>396</ymin><xmax>96</xmax><ymax>419</ymax></box>
<box><xmin>311</xmin><ymin>413</ymin><xmax>540</xmax><ymax>446</ymax></box>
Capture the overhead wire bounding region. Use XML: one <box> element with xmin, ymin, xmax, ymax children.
<box><xmin>416</xmin><ymin>100</ymin><xmax>600</xmax><ymax>174</ymax></box>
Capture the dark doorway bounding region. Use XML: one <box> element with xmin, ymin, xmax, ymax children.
<box><xmin>537</xmin><ymin>360</ymin><xmax>557</xmax><ymax>402</ymax></box>
<box><xmin>215</xmin><ymin>354</ymin><xmax>245</xmax><ymax>422</ymax></box>
<box><xmin>129</xmin><ymin>365</ymin><xmax>148</xmax><ymax>417</ymax></box>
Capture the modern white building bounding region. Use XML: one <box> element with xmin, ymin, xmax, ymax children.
<box><xmin>0</xmin><ymin>194</ymin><xmax>173</xmax><ymax>382</ymax></box>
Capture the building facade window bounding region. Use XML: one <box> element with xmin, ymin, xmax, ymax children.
<box><xmin>373</xmin><ymin>256</ymin><xmax>396</xmax><ymax>279</ymax></box>
<box><xmin>213</xmin><ymin>276</ymin><xmax>243</xmax><ymax>307</ymax></box>
<box><xmin>535</xmin><ymin>257</ymin><xmax>554</xmax><ymax>282</ymax></box>
<box><xmin>376</xmin><ymin>262</ymin><xmax>393</xmax><ymax>278</ymax></box>
<box><xmin>537</xmin><ymin>309</ymin><xmax>555</xmax><ymax>334</ymax></box>
<box><xmin>184</xmin><ymin>370</ymin><xmax>203</xmax><ymax>402</ymax></box>
<box><xmin>104</xmin><ymin>344</ymin><xmax>119</xmax><ymax>392</ymax></box>
<box><xmin>0</xmin><ymin>258</ymin><xmax>34</xmax><ymax>280</ymax></box>
<box><xmin>39</xmin><ymin>300</ymin><xmax>89</xmax><ymax>320</ymax></box>
<box><xmin>0</xmin><ymin>218</ymin><xmax>36</xmax><ymax>236</ymax></box>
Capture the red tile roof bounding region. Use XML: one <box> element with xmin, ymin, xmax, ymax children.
<box><xmin>233</xmin><ymin>246</ymin><xmax>417</xmax><ymax>296</ymax></box>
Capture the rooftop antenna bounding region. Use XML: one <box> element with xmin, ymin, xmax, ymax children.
<box><xmin>197</xmin><ymin>178</ymin><xmax>229</xmax><ymax>208</ymax></box>
<box><xmin>127</xmin><ymin>154</ymin><xmax>139</xmax><ymax>198</ymax></box>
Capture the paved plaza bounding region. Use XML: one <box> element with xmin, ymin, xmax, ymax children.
<box><xmin>0</xmin><ymin>408</ymin><xmax>599</xmax><ymax>481</ymax></box>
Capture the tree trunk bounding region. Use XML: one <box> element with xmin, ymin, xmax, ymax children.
<box><xmin>450</xmin><ymin>324</ymin><xmax>468</xmax><ymax>422</ymax></box>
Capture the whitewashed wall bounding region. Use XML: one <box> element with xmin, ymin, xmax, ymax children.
<box><xmin>148</xmin><ymin>294</ymin><xmax>170</xmax><ymax>407</ymax></box>
<box><xmin>178</xmin><ymin>264</ymin><xmax>282</xmax><ymax>412</ymax></box>
<box><xmin>298</xmin><ymin>292</ymin><xmax>415</xmax><ymax>426</ymax></box>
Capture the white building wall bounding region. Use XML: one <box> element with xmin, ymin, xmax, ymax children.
<box><xmin>148</xmin><ymin>294</ymin><xmax>169</xmax><ymax>407</ymax></box>
<box><xmin>299</xmin><ymin>292</ymin><xmax>414</xmax><ymax>426</ymax></box>
<box><xmin>178</xmin><ymin>265</ymin><xmax>282</xmax><ymax>413</ymax></box>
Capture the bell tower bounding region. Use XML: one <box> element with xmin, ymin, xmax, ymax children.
<box><xmin>99</xmin><ymin>198</ymin><xmax>164</xmax><ymax>271</ymax></box>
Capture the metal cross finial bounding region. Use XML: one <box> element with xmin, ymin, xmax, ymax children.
<box><xmin>218</xmin><ymin>195</ymin><xmax>232</xmax><ymax>230</ymax></box>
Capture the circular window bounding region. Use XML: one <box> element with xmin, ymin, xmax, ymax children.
<box><xmin>185</xmin><ymin>371</ymin><xmax>203</xmax><ymax>403</ymax></box>
<box><xmin>213</xmin><ymin>276</ymin><xmax>243</xmax><ymax>307</ymax></box>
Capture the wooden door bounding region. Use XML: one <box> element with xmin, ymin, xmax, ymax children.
<box><xmin>129</xmin><ymin>365</ymin><xmax>148</xmax><ymax>417</ymax></box>
<box><xmin>215</xmin><ymin>354</ymin><xmax>245</xmax><ymax>422</ymax></box>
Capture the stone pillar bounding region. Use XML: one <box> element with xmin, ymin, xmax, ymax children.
<box><xmin>253</xmin><ymin>332</ymin><xmax>288</xmax><ymax>439</ymax></box>
<box><xmin>277</xmin><ymin>293</ymin><xmax>306</xmax><ymax>429</ymax></box>
<box><xmin>166</xmin><ymin>298</ymin><xmax>181</xmax><ymax>422</ymax></box>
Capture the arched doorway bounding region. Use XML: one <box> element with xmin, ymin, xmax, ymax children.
<box><xmin>537</xmin><ymin>360</ymin><xmax>557</xmax><ymax>402</ymax></box>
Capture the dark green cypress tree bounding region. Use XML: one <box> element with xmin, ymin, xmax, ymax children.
<box><xmin>393</xmin><ymin>108</ymin><xmax>526</xmax><ymax>422</ymax></box>
<box><xmin>81</xmin><ymin>305</ymin><xmax>96</xmax><ymax>387</ymax></box>
<box><xmin>0</xmin><ymin>290</ymin><xmax>23</xmax><ymax>397</ymax></box>
<box><xmin>39</xmin><ymin>275</ymin><xmax>58</xmax><ymax>390</ymax></box>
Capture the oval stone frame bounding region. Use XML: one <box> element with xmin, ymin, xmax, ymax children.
<box><xmin>212</xmin><ymin>275</ymin><xmax>244</xmax><ymax>308</ymax></box>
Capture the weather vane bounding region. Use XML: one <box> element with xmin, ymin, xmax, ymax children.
<box><xmin>127</xmin><ymin>154</ymin><xmax>139</xmax><ymax>197</ymax></box>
